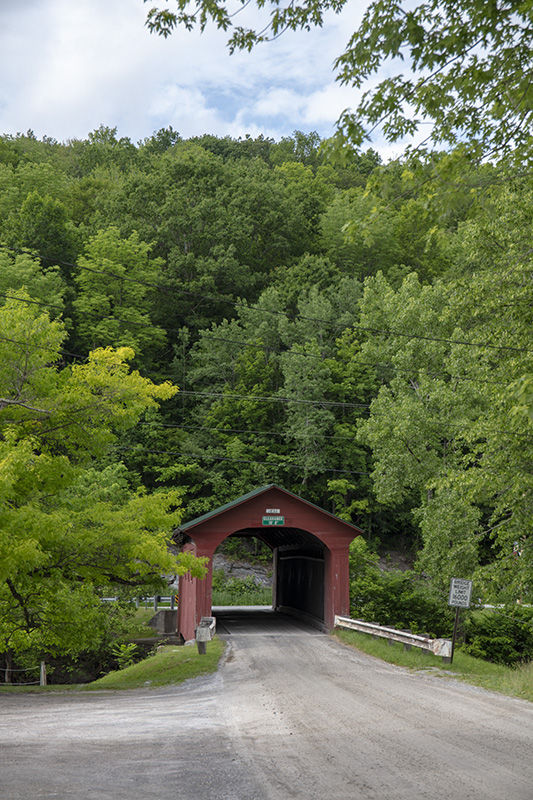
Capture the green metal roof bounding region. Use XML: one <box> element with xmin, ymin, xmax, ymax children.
<box><xmin>176</xmin><ymin>483</ymin><xmax>362</xmax><ymax>533</ymax></box>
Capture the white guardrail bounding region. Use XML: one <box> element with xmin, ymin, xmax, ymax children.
<box><xmin>334</xmin><ymin>615</ymin><xmax>452</xmax><ymax>663</ymax></box>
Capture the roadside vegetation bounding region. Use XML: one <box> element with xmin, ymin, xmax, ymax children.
<box><xmin>212</xmin><ymin>572</ymin><xmax>272</xmax><ymax>606</ymax></box>
<box><xmin>82</xmin><ymin>638</ymin><xmax>225</xmax><ymax>691</ymax></box>
<box><xmin>333</xmin><ymin>629</ymin><xmax>533</xmax><ymax>704</ymax></box>
<box><xmin>0</xmin><ymin>637</ymin><xmax>225</xmax><ymax>693</ymax></box>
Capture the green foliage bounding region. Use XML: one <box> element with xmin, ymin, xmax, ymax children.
<box><xmin>3</xmin><ymin>191</ymin><xmax>79</xmax><ymax>269</ymax></box>
<box><xmin>462</xmin><ymin>608</ymin><xmax>533</xmax><ymax>667</ymax></box>
<box><xmin>84</xmin><ymin>639</ymin><xmax>225</xmax><ymax>691</ymax></box>
<box><xmin>225</xmin><ymin>576</ymin><xmax>263</xmax><ymax>596</ymax></box>
<box><xmin>110</xmin><ymin>642</ymin><xmax>139</xmax><ymax>670</ymax></box>
<box><xmin>6</xmin><ymin>127</ymin><xmax>533</xmax><ymax>646</ymax></box>
<box><xmin>0</xmin><ymin>249</ymin><xmax>66</xmax><ymax>313</ymax></box>
<box><xmin>352</xmin><ymin>570</ymin><xmax>454</xmax><ymax>638</ymax></box>
<box><xmin>333</xmin><ymin>1</ymin><xmax>533</xmax><ymax>161</ymax></box>
<box><xmin>72</xmin><ymin>226</ymin><xmax>167</xmax><ymax>365</ymax></box>
<box><xmin>349</xmin><ymin>539</ymin><xmax>454</xmax><ymax>637</ymax></box>
<box><xmin>0</xmin><ymin>297</ymin><xmax>205</xmax><ymax>660</ymax></box>
<box><xmin>352</xmin><ymin>180</ymin><xmax>533</xmax><ymax>596</ymax></box>
<box><xmin>211</xmin><ymin>569</ymin><xmax>227</xmax><ymax>592</ymax></box>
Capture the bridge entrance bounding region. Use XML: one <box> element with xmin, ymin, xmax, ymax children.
<box><xmin>174</xmin><ymin>484</ymin><xmax>363</xmax><ymax>641</ymax></box>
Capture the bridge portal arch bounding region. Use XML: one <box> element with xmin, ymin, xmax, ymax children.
<box><xmin>174</xmin><ymin>484</ymin><xmax>363</xmax><ymax>641</ymax></box>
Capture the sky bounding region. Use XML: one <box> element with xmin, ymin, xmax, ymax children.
<box><xmin>0</xmin><ymin>0</ymin><xmax>401</xmax><ymax>153</ymax></box>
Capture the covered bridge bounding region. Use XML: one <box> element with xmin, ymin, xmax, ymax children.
<box><xmin>174</xmin><ymin>484</ymin><xmax>363</xmax><ymax>641</ymax></box>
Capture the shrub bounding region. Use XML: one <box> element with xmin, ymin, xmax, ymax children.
<box><xmin>110</xmin><ymin>642</ymin><xmax>139</xmax><ymax>670</ymax></box>
<box><xmin>349</xmin><ymin>538</ymin><xmax>454</xmax><ymax>637</ymax></box>
<box><xmin>462</xmin><ymin>607</ymin><xmax>533</xmax><ymax>666</ymax></box>
<box><xmin>225</xmin><ymin>576</ymin><xmax>264</xmax><ymax>596</ymax></box>
<box><xmin>212</xmin><ymin>568</ymin><xmax>227</xmax><ymax>592</ymax></box>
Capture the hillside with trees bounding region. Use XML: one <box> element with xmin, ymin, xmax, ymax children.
<box><xmin>1</xmin><ymin>119</ymin><xmax>532</xmax><ymax>674</ymax></box>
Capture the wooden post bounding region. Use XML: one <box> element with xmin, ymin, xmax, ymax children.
<box><xmin>4</xmin><ymin>650</ymin><xmax>12</xmax><ymax>684</ymax></box>
<box><xmin>40</xmin><ymin>661</ymin><xmax>47</xmax><ymax>686</ymax></box>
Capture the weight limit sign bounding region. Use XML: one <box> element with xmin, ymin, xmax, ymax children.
<box><xmin>448</xmin><ymin>577</ymin><xmax>473</xmax><ymax>609</ymax></box>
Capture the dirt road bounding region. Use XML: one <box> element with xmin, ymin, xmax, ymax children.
<box><xmin>2</xmin><ymin>609</ymin><xmax>533</xmax><ymax>800</ymax></box>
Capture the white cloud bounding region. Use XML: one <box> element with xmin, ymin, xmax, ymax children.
<box><xmin>0</xmin><ymin>0</ymin><xmax>393</xmax><ymax>152</ymax></box>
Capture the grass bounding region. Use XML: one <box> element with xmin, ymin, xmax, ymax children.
<box><xmin>81</xmin><ymin>638</ymin><xmax>225</xmax><ymax>691</ymax></box>
<box><xmin>0</xmin><ymin>638</ymin><xmax>225</xmax><ymax>693</ymax></box>
<box><xmin>212</xmin><ymin>588</ymin><xmax>272</xmax><ymax>606</ymax></box>
<box><xmin>125</xmin><ymin>608</ymin><xmax>161</xmax><ymax>637</ymax></box>
<box><xmin>333</xmin><ymin>628</ymin><xmax>533</xmax><ymax>703</ymax></box>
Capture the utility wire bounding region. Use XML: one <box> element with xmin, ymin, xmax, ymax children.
<box><xmin>143</xmin><ymin>421</ymin><xmax>358</xmax><ymax>441</ymax></box>
<box><xmin>114</xmin><ymin>445</ymin><xmax>371</xmax><ymax>475</ymax></box>
<box><xmin>0</xmin><ymin>276</ymin><xmax>522</xmax><ymax>389</ymax></box>
<box><xmin>178</xmin><ymin>390</ymin><xmax>370</xmax><ymax>409</ymax></box>
<box><xmin>2</xmin><ymin>242</ymin><xmax>533</xmax><ymax>356</ymax></box>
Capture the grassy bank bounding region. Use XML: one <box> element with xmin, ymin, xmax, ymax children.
<box><xmin>334</xmin><ymin>628</ymin><xmax>533</xmax><ymax>703</ymax></box>
<box><xmin>83</xmin><ymin>638</ymin><xmax>225</xmax><ymax>691</ymax></box>
<box><xmin>0</xmin><ymin>638</ymin><xmax>225</xmax><ymax>693</ymax></box>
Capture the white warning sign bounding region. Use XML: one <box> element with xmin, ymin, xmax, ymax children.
<box><xmin>448</xmin><ymin>577</ymin><xmax>473</xmax><ymax>608</ymax></box>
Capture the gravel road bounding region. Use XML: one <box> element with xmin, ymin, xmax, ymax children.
<box><xmin>2</xmin><ymin>608</ymin><xmax>533</xmax><ymax>800</ymax></box>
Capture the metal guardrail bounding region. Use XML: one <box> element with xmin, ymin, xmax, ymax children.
<box><xmin>102</xmin><ymin>596</ymin><xmax>178</xmax><ymax>610</ymax></box>
<box><xmin>334</xmin><ymin>615</ymin><xmax>452</xmax><ymax>662</ymax></box>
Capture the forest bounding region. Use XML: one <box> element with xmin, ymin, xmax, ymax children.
<box><xmin>1</xmin><ymin>119</ymin><xmax>533</xmax><ymax>666</ymax></box>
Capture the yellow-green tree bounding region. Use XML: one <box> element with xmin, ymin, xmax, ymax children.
<box><xmin>0</xmin><ymin>292</ymin><xmax>205</xmax><ymax>658</ymax></box>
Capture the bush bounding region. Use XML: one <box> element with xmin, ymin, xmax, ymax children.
<box><xmin>349</xmin><ymin>538</ymin><xmax>454</xmax><ymax>637</ymax></box>
<box><xmin>212</xmin><ymin>568</ymin><xmax>227</xmax><ymax>592</ymax></box>
<box><xmin>0</xmin><ymin>606</ymin><xmax>154</xmax><ymax>685</ymax></box>
<box><xmin>211</xmin><ymin>572</ymin><xmax>272</xmax><ymax>606</ymax></box>
<box><xmin>462</xmin><ymin>607</ymin><xmax>533</xmax><ymax>666</ymax></box>
<box><xmin>225</xmin><ymin>576</ymin><xmax>263</xmax><ymax>596</ymax></box>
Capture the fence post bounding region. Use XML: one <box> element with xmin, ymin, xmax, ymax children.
<box><xmin>4</xmin><ymin>650</ymin><xmax>12</xmax><ymax>684</ymax></box>
<box><xmin>40</xmin><ymin>662</ymin><xmax>47</xmax><ymax>686</ymax></box>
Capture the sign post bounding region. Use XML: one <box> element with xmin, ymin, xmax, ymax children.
<box><xmin>448</xmin><ymin>578</ymin><xmax>473</xmax><ymax>664</ymax></box>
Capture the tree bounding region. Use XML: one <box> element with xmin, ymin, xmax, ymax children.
<box><xmin>0</xmin><ymin>249</ymin><xmax>66</xmax><ymax>313</ymax></box>
<box><xmin>2</xmin><ymin>191</ymin><xmax>79</xmax><ymax>271</ymax></box>
<box><xmin>72</xmin><ymin>227</ymin><xmax>167</xmax><ymax>366</ymax></box>
<box><xmin>146</xmin><ymin>0</ymin><xmax>533</xmax><ymax>164</ymax></box>
<box><xmin>0</xmin><ymin>293</ymin><xmax>205</xmax><ymax>659</ymax></box>
<box><xmin>356</xmin><ymin>187</ymin><xmax>533</xmax><ymax>598</ymax></box>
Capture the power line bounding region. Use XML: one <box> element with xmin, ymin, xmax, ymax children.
<box><xmin>2</xmin><ymin>242</ymin><xmax>533</xmax><ymax>356</ymax></box>
<box><xmin>0</xmin><ymin>279</ymin><xmax>520</xmax><ymax>390</ymax></box>
<box><xmin>140</xmin><ymin>417</ymin><xmax>533</xmax><ymax>443</ymax></box>
<box><xmin>114</xmin><ymin>445</ymin><xmax>371</xmax><ymax>475</ymax></box>
<box><xmin>178</xmin><ymin>390</ymin><xmax>370</xmax><ymax>409</ymax></box>
<box><xmin>141</xmin><ymin>421</ymin><xmax>358</xmax><ymax>441</ymax></box>
<box><xmin>0</xmin><ymin>333</ymin><xmax>83</xmax><ymax>361</ymax></box>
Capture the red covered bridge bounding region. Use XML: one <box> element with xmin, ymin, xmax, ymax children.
<box><xmin>174</xmin><ymin>484</ymin><xmax>363</xmax><ymax>641</ymax></box>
